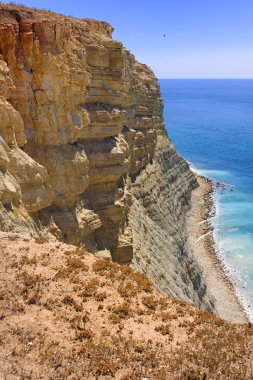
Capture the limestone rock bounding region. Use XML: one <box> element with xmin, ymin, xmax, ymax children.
<box><xmin>94</xmin><ymin>249</ymin><xmax>112</xmax><ymax>261</ymax></box>
<box><xmin>0</xmin><ymin>56</ymin><xmax>26</xmax><ymax>146</ymax></box>
<box><xmin>8</xmin><ymin>146</ymin><xmax>53</xmax><ymax>212</ymax></box>
<box><xmin>0</xmin><ymin>4</ymin><xmax>219</xmax><ymax>311</ymax></box>
<box><xmin>76</xmin><ymin>208</ymin><xmax>102</xmax><ymax>236</ymax></box>
<box><xmin>130</xmin><ymin>136</ymin><xmax>213</xmax><ymax>310</ymax></box>
<box><xmin>25</xmin><ymin>144</ymin><xmax>89</xmax><ymax>207</ymax></box>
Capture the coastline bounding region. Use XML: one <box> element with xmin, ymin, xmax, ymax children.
<box><xmin>187</xmin><ymin>171</ymin><xmax>248</xmax><ymax>324</ymax></box>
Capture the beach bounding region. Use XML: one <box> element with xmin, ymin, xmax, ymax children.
<box><xmin>187</xmin><ymin>172</ymin><xmax>248</xmax><ymax>324</ymax></box>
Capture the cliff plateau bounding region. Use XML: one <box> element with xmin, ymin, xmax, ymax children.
<box><xmin>0</xmin><ymin>4</ymin><xmax>219</xmax><ymax>312</ymax></box>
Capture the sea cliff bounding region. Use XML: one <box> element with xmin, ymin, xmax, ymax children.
<box><xmin>0</xmin><ymin>4</ymin><xmax>245</xmax><ymax>321</ymax></box>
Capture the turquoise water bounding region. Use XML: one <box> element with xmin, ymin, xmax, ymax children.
<box><xmin>160</xmin><ymin>79</ymin><xmax>253</xmax><ymax>320</ymax></box>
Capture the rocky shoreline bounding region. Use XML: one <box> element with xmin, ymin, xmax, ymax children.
<box><xmin>187</xmin><ymin>172</ymin><xmax>248</xmax><ymax>323</ymax></box>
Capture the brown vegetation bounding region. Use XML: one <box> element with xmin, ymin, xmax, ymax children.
<box><xmin>0</xmin><ymin>232</ymin><xmax>253</xmax><ymax>379</ymax></box>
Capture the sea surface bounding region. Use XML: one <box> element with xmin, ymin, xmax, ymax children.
<box><xmin>160</xmin><ymin>79</ymin><xmax>253</xmax><ymax>320</ymax></box>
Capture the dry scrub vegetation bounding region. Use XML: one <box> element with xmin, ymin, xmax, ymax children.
<box><xmin>0</xmin><ymin>232</ymin><xmax>253</xmax><ymax>379</ymax></box>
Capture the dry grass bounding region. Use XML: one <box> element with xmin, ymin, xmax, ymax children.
<box><xmin>110</xmin><ymin>301</ymin><xmax>133</xmax><ymax>320</ymax></box>
<box><xmin>117</xmin><ymin>281</ymin><xmax>139</xmax><ymax>298</ymax></box>
<box><xmin>0</xmin><ymin>233</ymin><xmax>253</xmax><ymax>379</ymax></box>
<box><xmin>155</xmin><ymin>323</ymin><xmax>174</xmax><ymax>339</ymax></box>
<box><xmin>62</xmin><ymin>294</ymin><xmax>83</xmax><ymax>312</ymax></box>
<box><xmin>142</xmin><ymin>294</ymin><xmax>158</xmax><ymax>310</ymax></box>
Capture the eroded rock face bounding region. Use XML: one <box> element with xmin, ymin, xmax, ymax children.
<box><xmin>0</xmin><ymin>5</ymin><xmax>212</xmax><ymax>309</ymax></box>
<box><xmin>130</xmin><ymin>136</ymin><xmax>214</xmax><ymax>310</ymax></box>
<box><xmin>0</xmin><ymin>4</ymin><xmax>163</xmax><ymax>249</ymax></box>
<box><xmin>0</xmin><ymin>49</ymin><xmax>53</xmax><ymax>232</ymax></box>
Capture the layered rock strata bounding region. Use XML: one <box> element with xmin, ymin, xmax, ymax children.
<box><xmin>130</xmin><ymin>136</ymin><xmax>215</xmax><ymax>310</ymax></box>
<box><xmin>0</xmin><ymin>4</ymin><xmax>213</xmax><ymax>310</ymax></box>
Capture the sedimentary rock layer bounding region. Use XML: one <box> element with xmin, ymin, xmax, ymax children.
<box><xmin>130</xmin><ymin>136</ymin><xmax>215</xmax><ymax>310</ymax></box>
<box><xmin>0</xmin><ymin>4</ymin><xmax>214</xmax><ymax>310</ymax></box>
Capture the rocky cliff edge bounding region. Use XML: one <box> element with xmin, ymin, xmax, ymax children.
<box><xmin>0</xmin><ymin>4</ymin><xmax>216</xmax><ymax>310</ymax></box>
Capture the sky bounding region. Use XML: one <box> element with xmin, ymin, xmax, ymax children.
<box><xmin>2</xmin><ymin>0</ymin><xmax>253</xmax><ymax>78</ymax></box>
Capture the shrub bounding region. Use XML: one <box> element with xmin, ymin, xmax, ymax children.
<box><xmin>155</xmin><ymin>324</ymin><xmax>174</xmax><ymax>339</ymax></box>
<box><xmin>62</xmin><ymin>295</ymin><xmax>83</xmax><ymax>312</ymax></box>
<box><xmin>110</xmin><ymin>302</ymin><xmax>133</xmax><ymax>320</ymax></box>
<box><xmin>142</xmin><ymin>295</ymin><xmax>158</xmax><ymax>311</ymax></box>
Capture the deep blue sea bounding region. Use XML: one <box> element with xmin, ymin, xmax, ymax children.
<box><xmin>160</xmin><ymin>79</ymin><xmax>253</xmax><ymax>320</ymax></box>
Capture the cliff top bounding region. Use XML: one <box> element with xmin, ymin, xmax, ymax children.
<box><xmin>0</xmin><ymin>2</ymin><xmax>113</xmax><ymax>36</ymax></box>
<box><xmin>0</xmin><ymin>232</ymin><xmax>252</xmax><ymax>379</ymax></box>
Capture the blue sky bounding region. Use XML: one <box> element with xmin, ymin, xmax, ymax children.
<box><xmin>2</xmin><ymin>0</ymin><xmax>253</xmax><ymax>78</ymax></box>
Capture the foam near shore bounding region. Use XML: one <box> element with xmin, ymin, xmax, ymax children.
<box><xmin>187</xmin><ymin>171</ymin><xmax>248</xmax><ymax>323</ymax></box>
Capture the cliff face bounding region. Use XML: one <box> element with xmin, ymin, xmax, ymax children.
<box><xmin>0</xmin><ymin>4</ymin><xmax>212</xmax><ymax>309</ymax></box>
<box><xmin>130</xmin><ymin>137</ymin><xmax>214</xmax><ymax>309</ymax></box>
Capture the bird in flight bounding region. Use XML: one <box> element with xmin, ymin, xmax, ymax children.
<box><xmin>163</xmin><ymin>34</ymin><xmax>166</xmax><ymax>38</ymax></box>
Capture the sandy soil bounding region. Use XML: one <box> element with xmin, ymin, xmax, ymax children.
<box><xmin>187</xmin><ymin>174</ymin><xmax>248</xmax><ymax>324</ymax></box>
<box><xmin>0</xmin><ymin>232</ymin><xmax>252</xmax><ymax>379</ymax></box>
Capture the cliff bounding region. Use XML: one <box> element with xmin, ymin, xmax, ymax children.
<box><xmin>0</xmin><ymin>4</ymin><xmax>165</xmax><ymax>251</ymax></box>
<box><xmin>0</xmin><ymin>4</ymin><xmax>228</xmax><ymax>313</ymax></box>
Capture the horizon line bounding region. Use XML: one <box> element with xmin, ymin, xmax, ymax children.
<box><xmin>158</xmin><ymin>77</ymin><xmax>253</xmax><ymax>80</ymax></box>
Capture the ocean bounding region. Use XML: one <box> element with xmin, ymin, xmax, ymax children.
<box><xmin>160</xmin><ymin>79</ymin><xmax>253</xmax><ymax>320</ymax></box>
